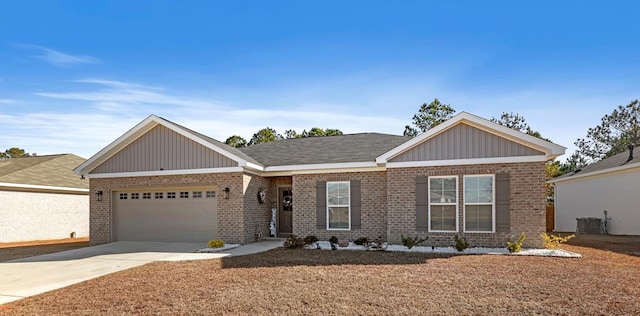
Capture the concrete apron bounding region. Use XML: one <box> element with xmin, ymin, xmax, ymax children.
<box><xmin>0</xmin><ymin>240</ymin><xmax>283</xmax><ymax>305</ymax></box>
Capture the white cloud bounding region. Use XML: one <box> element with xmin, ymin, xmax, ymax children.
<box><xmin>0</xmin><ymin>99</ymin><xmax>17</xmax><ymax>104</ymax></box>
<box><xmin>15</xmin><ymin>44</ymin><xmax>99</xmax><ymax>66</ymax></box>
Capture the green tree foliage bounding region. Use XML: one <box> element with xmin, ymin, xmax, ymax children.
<box><xmin>248</xmin><ymin>127</ymin><xmax>282</xmax><ymax>146</ymax></box>
<box><xmin>574</xmin><ymin>99</ymin><xmax>640</xmax><ymax>162</ymax></box>
<box><xmin>284</xmin><ymin>128</ymin><xmax>343</xmax><ymax>139</ymax></box>
<box><xmin>0</xmin><ymin>147</ymin><xmax>34</xmax><ymax>160</ymax></box>
<box><xmin>403</xmin><ymin>98</ymin><xmax>456</xmax><ymax>136</ymax></box>
<box><xmin>225</xmin><ymin>135</ymin><xmax>247</xmax><ymax>148</ymax></box>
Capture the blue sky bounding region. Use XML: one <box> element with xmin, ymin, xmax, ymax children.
<box><xmin>1</xmin><ymin>1</ymin><xmax>638</xmax><ymax>160</ymax></box>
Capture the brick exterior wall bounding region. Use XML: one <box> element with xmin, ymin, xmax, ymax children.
<box><xmin>292</xmin><ymin>171</ymin><xmax>387</xmax><ymax>241</ymax></box>
<box><xmin>386</xmin><ymin>162</ymin><xmax>546</xmax><ymax>248</ymax></box>
<box><xmin>89</xmin><ymin>172</ymin><xmax>246</xmax><ymax>245</ymax></box>
<box><xmin>242</xmin><ymin>174</ymin><xmax>273</xmax><ymax>242</ymax></box>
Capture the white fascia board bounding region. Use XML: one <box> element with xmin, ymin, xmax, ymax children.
<box><xmin>386</xmin><ymin>155</ymin><xmax>548</xmax><ymax>168</ymax></box>
<box><xmin>264</xmin><ymin>166</ymin><xmax>387</xmax><ymax>177</ymax></box>
<box><xmin>87</xmin><ymin>167</ymin><xmax>244</xmax><ymax>179</ymax></box>
<box><xmin>264</xmin><ymin>161</ymin><xmax>379</xmax><ymax>172</ymax></box>
<box><xmin>242</xmin><ymin>162</ymin><xmax>265</xmax><ymax>172</ymax></box>
<box><xmin>376</xmin><ymin>112</ymin><xmax>566</xmax><ymax>163</ymax></box>
<box><xmin>547</xmin><ymin>162</ymin><xmax>640</xmax><ymax>184</ymax></box>
<box><xmin>0</xmin><ymin>182</ymin><xmax>89</xmax><ymax>193</ymax></box>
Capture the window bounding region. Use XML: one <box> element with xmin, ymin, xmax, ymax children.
<box><xmin>193</xmin><ymin>191</ymin><xmax>202</xmax><ymax>198</ymax></box>
<box><xmin>131</xmin><ymin>193</ymin><xmax>139</xmax><ymax>200</ymax></box>
<box><xmin>206</xmin><ymin>191</ymin><xmax>216</xmax><ymax>198</ymax></box>
<box><xmin>143</xmin><ymin>193</ymin><xmax>151</xmax><ymax>199</ymax></box>
<box><xmin>428</xmin><ymin>176</ymin><xmax>458</xmax><ymax>232</ymax></box>
<box><xmin>326</xmin><ymin>181</ymin><xmax>350</xmax><ymax>230</ymax></box>
<box><xmin>167</xmin><ymin>192</ymin><xmax>176</xmax><ymax>199</ymax></box>
<box><xmin>119</xmin><ymin>193</ymin><xmax>127</xmax><ymax>200</ymax></box>
<box><xmin>464</xmin><ymin>175</ymin><xmax>495</xmax><ymax>232</ymax></box>
<box><xmin>155</xmin><ymin>192</ymin><xmax>163</xmax><ymax>199</ymax></box>
<box><xmin>180</xmin><ymin>191</ymin><xmax>189</xmax><ymax>199</ymax></box>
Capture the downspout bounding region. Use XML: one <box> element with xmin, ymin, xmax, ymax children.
<box><xmin>627</xmin><ymin>144</ymin><xmax>634</xmax><ymax>162</ymax></box>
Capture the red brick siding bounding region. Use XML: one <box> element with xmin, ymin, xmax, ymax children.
<box><xmin>386</xmin><ymin>162</ymin><xmax>546</xmax><ymax>248</ymax></box>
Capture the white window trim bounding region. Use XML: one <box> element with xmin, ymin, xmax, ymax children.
<box><xmin>463</xmin><ymin>174</ymin><xmax>496</xmax><ymax>233</ymax></box>
<box><xmin>428</xmin><ymin>175</ymin><xmax>459</xmax><ymax>233</ymax></box>
<box><xmin>326</xmin><ymin>181</ymin><xmax>351</xmax><ymax>231</ymax></box>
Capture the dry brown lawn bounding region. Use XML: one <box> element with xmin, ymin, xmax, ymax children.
<box><xmin>1</xmin><ymin>235</ymin><xmax>639</xmax><ymax>315</ymax></box>
<box><xmin>0</xmin><ymin>238</ymin><xmax>89</xmax><ymax>262</ymax></box>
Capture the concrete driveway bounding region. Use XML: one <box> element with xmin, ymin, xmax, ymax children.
<box><xmin>0</xmin><ymin>240</ymin><xmax>282</xmax><ymax>305</ymax></box>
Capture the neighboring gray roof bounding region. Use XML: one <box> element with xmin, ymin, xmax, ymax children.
<box><xmin>238</xmin><ymin>133</ymin><xmax>411</xmax><ymax>166</ymax></box>
<box><xmin>0</xmin><ymin>154</ymin><xmax>88</xmax><ymax>189</ymax></box>
<box><xmin>554</xmin><ymin>146</ymin><xmax>640</xmax><ymax>181</ymax></box>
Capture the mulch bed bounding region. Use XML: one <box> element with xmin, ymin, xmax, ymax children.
<box><xmin>1</xmin><ymin>234</ymin><xmax>639</xmax><ymax>315</ymax></box>
<box><xmin>0</xmin><ymin>238</ymin><xmax>89</xmax><ymax>262</ymax></box>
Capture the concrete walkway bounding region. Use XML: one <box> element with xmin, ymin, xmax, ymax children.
<box><xmin>0</xmin><ymin>239</ymin><xmax>283</xmax><ymax>305</ymax></box>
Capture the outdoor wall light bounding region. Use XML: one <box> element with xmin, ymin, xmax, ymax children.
<box><xmin>95</xmin><ymin>190</ymin><xmax>103</xmax><ymax>201</ymax></box>
<box><xmin>223</xmin><ymin>187</ymin><xmax>230</xmax><ymax>199</ymax></box>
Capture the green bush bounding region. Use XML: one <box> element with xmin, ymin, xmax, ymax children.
<box><xmin>207</xmin><ymin>240</ymin><xmax>225</xmax><ymax>248</ymax></box>
<box><xmin>506</xmin><ymin>233</ymin><xmax>526</xmax><ymax>253</ymax></box>
<box><xmin>453</xmin><ymin>235</ymin><xmax>469</xmax><ymax>252</ymax></box>
<box><xmin>329</xmin><ymin>236</ymin><xmax>339</xmax><ymax>244</ymax></box>
<box><xmin>353</xmin><ymin>237</ymin><xmax>368</xmax><ymax>246</ymax></box>
<box><xmin>283</xmin><ymin>235</ymin><xmax>307</xmax><ymax>249</ymax></box>
<box><xmin>401</xmin><ymin>234</ymin><xmax>428</xmax><ymax>249</ymax></box>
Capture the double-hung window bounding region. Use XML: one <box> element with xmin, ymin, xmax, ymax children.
<box><xmin>327</xmin><ymin>181</ymin><xmax>350</xmax><ymax>230</ymax></box>
<box><xmin>428</xmin><ymin>176</ymin><xmax>458</xmax><ymax>232</ymax></box>
<box><xmin>464</xmin><ymin>175</ymin><xmax>495</xmax><ymax>232</ymax></box>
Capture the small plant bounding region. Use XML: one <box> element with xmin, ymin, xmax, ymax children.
<box><xmin>329</xmin><ymin>236</ymin><xmax>339</xmax><ymax>244</ymax></box>
<box><xmin>506</xmin><ymin>233</ymin><xmax>526</xmax><ymax>253</ymax></box>
<box><xmin>207</xmin><ymin>240</ymin><xmax>225</xmax><ymax>248</ymax></box>
<box><xmin>367</xmin><ymin>236</ymin><xmax>387</xmax><ymax>251</ymax></box>
<box><xmin>401</xmin><ymin>234</ymin><xmax>428</xmax><ymax>249</ymax></box>
<box><xmin>453</xmin><ymin>235</ymin><xmax>469</xmax><ymax>252</ymax></box>
<box><xmin>283</xmin><ymin>235</ymin><xmax>307</xmax><ymax>249</ymax></box>
<box><xmin>353</xmin><ymin>237</ymin><xmax>368</xmax><ymax>246</ymax></box>
<box><xmin>303</xmin><ymin>235</ymin><xmax>319</xmax><ymax>244</ymax></box>
<box><xmin>541</xmin><ymin>233</ymin><xmax>575</xmax><ymax>249</ymax></box>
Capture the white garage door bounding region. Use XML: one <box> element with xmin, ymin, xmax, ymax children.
<box><xmin>113</xmin><ymin>188</ymin><xmax>218</xmax><ymax>242</ymax></box>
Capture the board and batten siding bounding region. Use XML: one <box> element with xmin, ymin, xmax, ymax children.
<box><xmin>91</xmin><ymin>125</ymin><xmax>237</xmax><ymax>173</ymax></box>
<box><xmin>390</xmin><ymin>123</ymin><xmax>544</xmax><ymax>162</ymax></box>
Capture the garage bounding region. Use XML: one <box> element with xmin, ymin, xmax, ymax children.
<box><xmin>113</xmin><ymin>188</ymin><xmax>218</xmax><ymax>242</ymax></box>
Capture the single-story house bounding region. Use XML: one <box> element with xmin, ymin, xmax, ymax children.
<box><xmin>549</xmin><ymin>146</ymin><xmax>640</xmax><ymax>235</ymax></box>
<box><xmin>74</xmin><ymin>112</ymin><xmax>565</xmax><ymax>248</ymax></box>
<box><xmin>0</xmin><ymin>154</ymin><xmax>89</xmax><ymax>243</ymax></box>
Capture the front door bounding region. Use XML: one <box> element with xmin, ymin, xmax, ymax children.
<box><xmin>278</xmin><ymin>187</ymin><xmax>293</xmax><ymax>236</ymax></box>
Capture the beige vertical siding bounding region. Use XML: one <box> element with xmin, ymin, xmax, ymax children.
<box><xmin>390</xmin><ymin>123</ymin><xmax>544</xmax><ymax>162</ymax></box>
<box><xmin>91</xmin><ymin>125</ymin><xmax>237</xmax><ymax>173</ymax></box>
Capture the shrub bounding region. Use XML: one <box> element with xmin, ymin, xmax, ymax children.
<box><xmin>367</xmin><ymin>236</ymin><xmax>387</xmax><ymax>251</ymax></box>
<box><xmin>303</xmin><ymin>235</ymin><xmax>319</xmax><ymax>244</ymax></box>
<box><xmin>541</xmin><ymin>233</ymin><xmax>575</xmax><ymax>249</ymax></box>
<box><xmin>329</xmin><ymin>236</ymin><xmax>339</xmax><ymax>244</ymax></box>
<box><xmin>207</xmin><ymin>240</ymin><xmax>225</xmax><ymax>248</ymax></box>
<box><xmin>283</xmin><ymin>235</ymin><xmax>307</xmax><ymax>249</ymax></box>
<box><xmin>401</xmin><ymin>234</ymin><xmax>428</xmax><ymax>249</ymax></box>
<box><xmin>353</xmin><ymin>237</ymin><xmax>368</xmax><ymax>246</ymax></box>
<box><xmin>506</xmin><ymin>233</ymin><xmax>526</xmax><ymax>253</ymax></box>
<box><xmin>453</xmin><ymin>235</ymin><xmax>469</xmax><ymax>252</ymax></box>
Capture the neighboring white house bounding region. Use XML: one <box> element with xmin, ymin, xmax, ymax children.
<box><xmin>0</xmin><ymin>154</ymin><xmax>89</xmax><ymax>243</ymax></box>
<box><xmin>550</xmin><ymin>146</ymin><xmax>640</xmax><ymax>235</ymax></box>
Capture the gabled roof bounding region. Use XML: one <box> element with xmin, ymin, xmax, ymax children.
<box><xmin>550</xmin><ymin>146</ymin><xmax>640</xmax><ymax>183</ymax></box>
<box><xmin>74</xmin><ymin>115</ymin><xmax>264</xmax><ymax>176</ymax></box>
<box><xmin>376</xmin><ymin>112</ymin><xmax>566</xmax><ymax>164</ymax></box>
<box><xmin>239</xmin><ymin>133</ymin><xmax>410</xmax><ymax>167</ymax></box>
<box><xmin>0</xmin><ymin>154</ymin><xmax>88</xmax><ymax>192</ymax></box>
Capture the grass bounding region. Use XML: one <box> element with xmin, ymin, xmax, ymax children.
<box><xmin>1</xmin><ymin>235</ymin><xmax>639</xmax><ymax>315</ymax></box>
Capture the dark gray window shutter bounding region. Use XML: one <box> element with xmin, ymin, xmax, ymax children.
<box><xmin>416</xmin><ymin>176</ymin><xmax>429</xmax><ymax>231</ymax></box>
<box><xmin>495</xmin><ymin>172</ymin><xmax>510</xmax><ymax>233</ymax></box>
<box><xmin>316</xmin><ymin>181</ymin><xmax>327</xmax><ymax>229</ymax></box>
<box><xmin>350</xmin><ymin>180</ymin><xmax>361</xmax><ymax>230</ymax></box>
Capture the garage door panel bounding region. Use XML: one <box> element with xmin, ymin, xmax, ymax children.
<box><xmin>113</xmin><ymin>189</ymin><xmax>218</xmax><ymax>242</ymax></box>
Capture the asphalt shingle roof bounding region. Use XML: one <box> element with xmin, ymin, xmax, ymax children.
<box><xmin>554</xmin><ymin>146</ymin><xmax>640</xmax><ymax>180</ymax></box>
<box><xmin>238</xmin><ymin>133</ymin><xmax>411</xmax><ymax>166</ymax></box>
<box><xmin>0</xmin><ymin>154</ymin><xmax>88</xmax><ymax>189</ymax></box>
